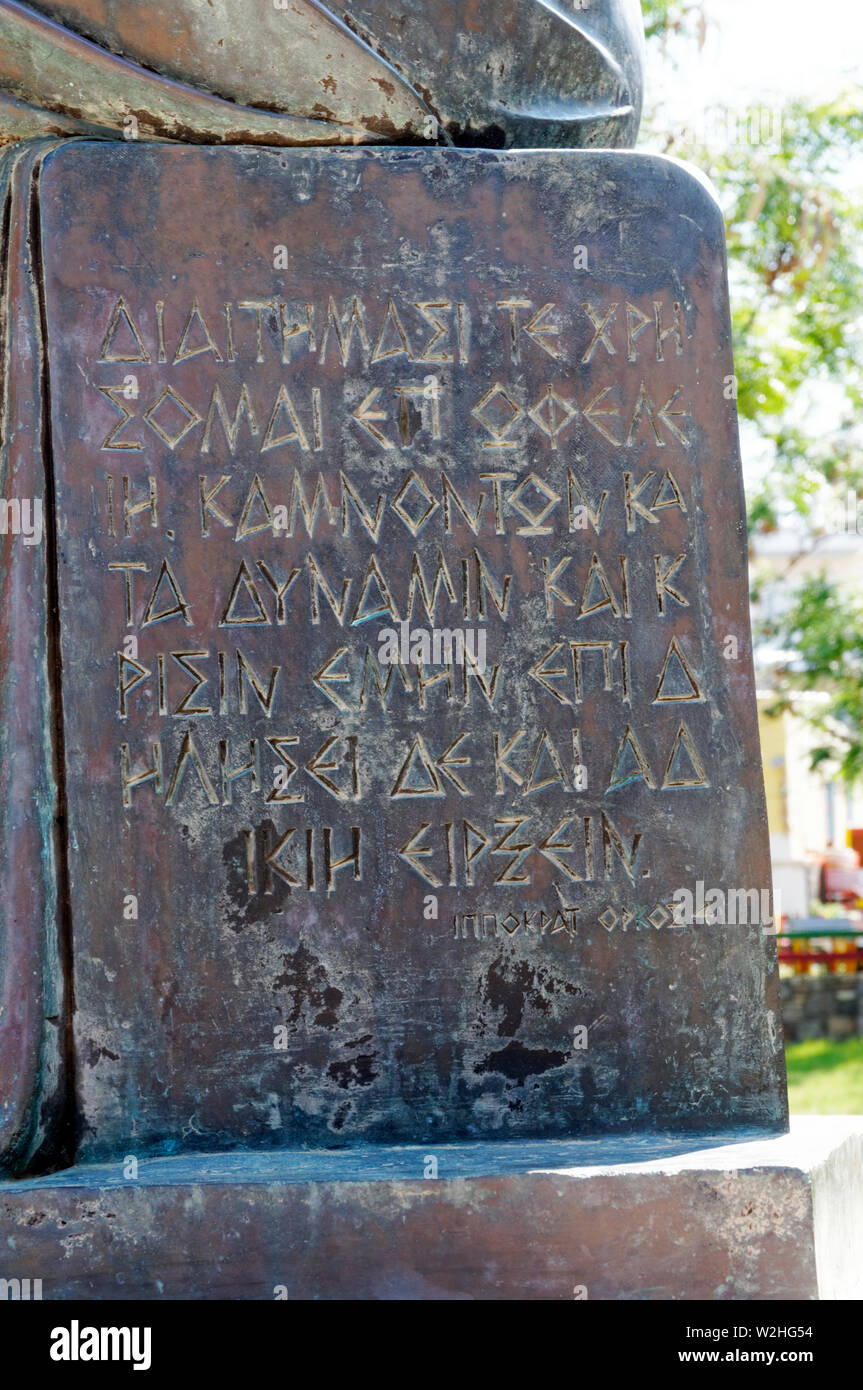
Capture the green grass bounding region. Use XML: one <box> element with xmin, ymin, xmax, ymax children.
<box><xmin>786</xmin><ymin>1037</ymin><xmax>863</xmax><ymax>1114</ymax></box>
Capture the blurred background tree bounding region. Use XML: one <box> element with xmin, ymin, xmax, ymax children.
<box><xmin>641</xmin><ymin>0</ymin><xmax>863</xmax><ymax>781</ymax></box>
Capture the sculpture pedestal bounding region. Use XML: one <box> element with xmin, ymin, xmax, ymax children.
<box><xmin>2</xmin><ymin>1117</ymin><xmax>861</xmax><ymax>1300</ymax></box>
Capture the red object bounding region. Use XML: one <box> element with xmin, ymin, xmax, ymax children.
<box><xmin>820</xmin><ymin>866</ymin><xmax>863</xmax><ymax>905</ymax></box>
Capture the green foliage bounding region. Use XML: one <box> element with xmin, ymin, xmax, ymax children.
<box><xmin>785</xmin><ymin>1037</ymin><xmax>863</xmax><ymax>1115</ymax></box>
<box><xmin>762</xmin><ymin>575</ymin><xmax>863</xmax><ymax>783</ymax></box>
<box><xmin>641</xmin><ymin>0</ymin><xmax>705</xmax><ymax>43</ymax></box>
<box><xmin>644</xmin><ymin>2</ymin><xmax>863</xmax><ymax>784</ymax></box>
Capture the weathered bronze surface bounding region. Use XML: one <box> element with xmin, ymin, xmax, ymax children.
<box><xmin>1</xmin><ymin>0</ymin><xmax>644</xmax><ymax>148</ymax></box>
<box><xmin>5</xmin><ymin>140</ymin><xmax>786</xmax><ymax>1166</ymax></box>
<box><xmin>7</xmin><ymin>1124</ymin><xmax>855</xmax><ymax>1300</ymax></box>
<box><xmin>0</xmin><ymin>141</ymin><xmax>68</xmax><ymax>1177</ymax></box>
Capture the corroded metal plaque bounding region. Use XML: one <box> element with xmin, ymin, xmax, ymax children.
<box><xmin>36</xmin><ymin>143</ymin><xmax>786</xmax><ymax>1158</ymax></box>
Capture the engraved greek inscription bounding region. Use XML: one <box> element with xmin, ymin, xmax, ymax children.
<box><xmin>261</xmin><ymin>384</ymin><xmax>310</xmax><ymax>452</ymax></box>
<box><xmin>479</xmin><ymin>472</ymin><xmax>516</xmax><ymax>534</ymax></box>
<box><xmin>624</xmin><ymin>471</ymin><xmax>659</xmax><ymax>532</ymax></box>
<box><xmin>155</xmin><ymin>300</ymin><xmax>167</xmax><ymax>363</ymax></box>
<box><xmin>398</xmin><ymin>822</ymin><xmax>442</xmax><ymax>888</ymax></box>
<box><xmin>581</xmin><ymin>302</ymin><xmax>618</xmax><ymax>363</ymax></box>
<box><xmin>394</xmin><ymin>382</ymin><xmax>441</xmax><ymax>445</ymax></box>
<box><xmin>662</xmin><ymin>722</ymin><xmax>709</xmax><ymax>789</ymax></box>
<box><xmin>391</xmin><ymin>734</ymin><xmax>446</xmax><ymax>797</ymax></box>
<box><xmin>528</xmin><ymin>386</ymin><xmax>577</xmax><ymax>449</ymax></box>
<box><xmin>351</xmin><ymin>554</ymin><xmax>400</xmax><ymax>625</ymax></box>
<box><xmin>620</xmin><ymin>640</ymin><xmax>631</xmax><ymax>705</ymax></box>
<box><xmin>109</xmin><ymin>558</ymin><xmax>146</xmax><ymax>625</ymax></box>
<box><xmin>98</xmin><ymin>385</ymin><xmax>143</xmax><ymax>450</ymax></box>
<box><xmin>118</xmin><ymin>652</ymin><xmax>150</xmax><ymax>717</ymax></box>
<box><xmin>307</xmin><ymin>554</ymin><xmax>351</xmax><ymax>625</ymax></box>
<box><xmin>434</xmin><ymin>733</ymin><xmax>473</xmax><ymax>795</ymax></box>
<box><xmin>320</xmin><ymin>296</ymin><xmax>370</xmax><ymax>367</ymax></box>
<box><xmin>236</xmin><ymin>474</ymin><xmax>274</xmax><ymax>541</ymax></box>
<box><xmin>494</xmin><ymin>729</ymin><xmax>525</xmax><ymax>793</ymax></box>
<box><xmin>287</xmin><ymin>473</ymin><xmax>338</xmax><ymax>540</ymax></box>
<box><xmin>237</xmin><ymin>649</ymin><xmax>280</xmax><ymax>716</ymax></box>
<box><xmin>537</xmin><ymin>818</ymin><xmax>580</xmax><ymax>880</ymax></box>
<box><xmin>312</xmin><ymin>647</ymin><xmax>351</xmax><ymax>711</ymax></box>
<box><xmin>653</xmin><ymin>636</ymin><xmax>703</xmax><ymax>703</ymax></box>
<box><xmin>121</xmin><ymin>476</ymin><xmax>158</xmax><ymax>535</ymax></box>
<box><xmin>624</xmin><ymin>469</ymin><xmax>687</xmax><ymax>532</ymax></box>
<box><xmin>99</xmin><ymin>297</ymin><xmax>150</xmax><ymax>363</ymax></box>
<box><xmin>627</xmin><ymin>384</ymin><xmax>689</xmax><ymax>448</ymax></box>
<box><xmin>524</xmin><ymin>730</ymin><xmax>570</xmax><ymax>795</ymax></box>
<box><xmin>498</xmin><ymin>298</ymin><xmax>531</xmax><ymax>361</ymax></box>
<box><xmin>492</xmin><ymin>817</ymin><xmax>533</xmax><ymax>885</ymax></box>
<box><xmin>220</xmin><ymin>739</ymin><xmax>260</xmax><ymax>804</ymax></box>
<box><xmin>223</xmin><ymin>302</ymin><xmax>236</xmax><ymax>362</ymax></box>
<box><xmin>221</xmin><ymin>559</ymin><xmax>269</xmax><ymax>626</ymax></box>
<box><xmin>304</xmin><ymin>736</ymin><xmax>359</xmax><ymax>801</ymax></box>
<box><xmin>471</xmin><ymin>384</ymin><xmax>523</xmax><ymax>448</ymax></box>
<box><xmin>652</xmin><ymin>471</ymin><xmax>687</xmax><ymax>513</ymax></box>
<box><xmin>406</xmin><ymin>551</ymin><xmax>457</xmax><ymax>622</ymax></box>
<box><xmin>165</xmin><ymin>731</ymin><xmax>219</xmax><ymax>807</ymax></box>
<box><xmin>238</xmin><ymin>301</ymin><xmax>276</xmax><ymax>363</ymax></box>
<box><xmin>463</xmin><ymin>820</ymin><xmax>491</xmax><ymax>885</ymax></box>
<box><xmin>265</xmin><ymin>736</ymin><xmax>301</xmax><ymax>804</ymax></box>
<box><xmin>391</xmin><ymin>472</ymin><xmax>439</xmax><ymax>537</ymax></box>
<box><xmin>571</xmin><ymin>640</ymin><xmax>613</xmax><ymax>703</ymax></box>
<box><xmin>461</xmin><ymin>656</ymin><xmax>502</xmax><ymax>709</ymax></box>
<box><xmin>441</xmin><ymin>473</ymin><xmax>485</xmax><ymax>536</ymax></box>
<box><xmin>174</xmin><ymin>300</ymin><xmax>224</xmax><ymax>363</ymax></box>
<box><xmin>654</xmin><ymin>300</ymin><xmax>684</xmax><ymax>361</ymax></box>
<box><xmin>583</xmin><ymin>386</ymin><xmax>622</xmax><ymax>444</ymax></box>
<box><xmin>372</xmin><ymin>299</ymin><xmax>414</xmax><ymax>363</ymax></box>
<box><xmin>568</xmin><ymin>472</ymin><xmax>608</xmax><ymax>534</ymax></box>
<box><xmin>619</xmin><ymin>555</ymin><xmax>631</xmax><ymax>618</ymax></box>
<box><xmin>601</xmin><ymin>812</ymin><xmax>642</xmax><ymax>882</ymax></box>
<box><xmin>608</xmin><ymin>726</ymin><xmax>655</xmax><ymax>791</ymax></box>
<box><xmin>143</xmin><ymin>387</ymin><xmax>203</xmax><ymax>449</ymax></box>
<box><xmin>358</xmin><ymin>647</ymin><xmax>412</xmax><ymax>711</ymax></box>
<box><xmin>497</xmin><ymin>300</ymin><xmax>562</xmax><ymax>362</ymax></box>
<box><xmin>199</xmin><ymin>474</ymin><xmax>233</xmax><ymax>536</ymax></box>
<box><xmin>280</xmin><ymin>301</ymin><xmax>315</xmax><ymax>361</ymax></box>
<box><xmin>578</xmin><ymin>553</ymin><xmax>622</xmax><ymax>619</ymax></box>
<box><xmin>256</xmin><ymin>561</ymin><xmax>300</xmax><ymax>624</ymax></box>
<box><xmin>172</xmin><ymin>651</ymin><xmax>212</xmax><ymax>716</ymax></box>
<box><xmin>456</xmin><ymin>301</ymin><xmax>470</xmax><ymax>364</ymax></box>
<box><xmin>120</xmin><ymin>740</ymin><xmax>163</xmax><ymax>807</ymax></box>
<box><xmin>445</xmin><ymin>821</ymin><xmax>456</xmax><ymax>885</ymax></box>
<box><xmin>340</xmin><ymin>474</ymin><xmax>385</xmax><ymax>542</ymax></box>
<box><xmin>508</xmin><ymin>473</ymin><xmax>561</xmax><ymax>534</ymax></box>
<box><xmin>413</xmin><ymin>301</ymin><xmax>454</xmax><ymax>363</ymax></box>
<box><xmin>654</xmin><ymin>553</ymin><xmax>690</xmax><ymax>614</ymax></box>
<box><xmin>474</xmin><ymin>548</ymin><xmax>511</xmax><ymax>619</ymax></box>
<box><xmin>262</xmin><ymin>825</ymin><xmax>301</xmax><ymax>888</ymax></box>
<box><xmin>625</xmin><ymin>302</ymin><xmax>651</xmax><ymax>362</ymax></box>
<box><xmin>202</xmin><ymin>384</ymin><xmax>259</xmax><ymax>454</ymax></box>
<box><xmin>323</xmin><ymin>826</ymin><xmax>361</xmax><ymax>892</ymax></box>
<box><xmin>530</xmin><ymin>641</ymin><xmax>571</xmax><ymax>706</ymax></box>
<box><xmin>352</xmin><ymin>388</ymin><xmax>393</xmax><ymax>449</ymax></box>
<box><xmin>141</xmin><ymin>559</ymin><xmax>192</xmax><ymax>629</ymax></box>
